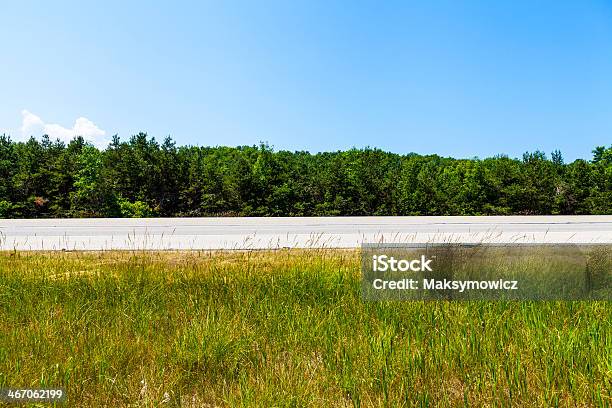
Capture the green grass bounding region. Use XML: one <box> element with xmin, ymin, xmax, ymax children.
<box><xmin>0</xmin><ymin>250</ymin><xmax>609</xmax><ymax>407</ymax></box>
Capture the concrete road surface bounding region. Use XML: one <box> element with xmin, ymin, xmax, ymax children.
<box><xmin>1</xmin><ymin>216</ymin><xmax>611</xmax><ymax>250</ymax></box>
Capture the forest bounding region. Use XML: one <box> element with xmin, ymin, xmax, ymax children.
<box><xmin>0</xmin><ymin>133</ymin><xmax>610</xmax><ymax>218</ymax></box>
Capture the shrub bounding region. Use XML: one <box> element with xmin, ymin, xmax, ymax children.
<box><xmin>118</xmin><ymin>197</ymin><xmax>153</xmax><ymax>218</ymax></box>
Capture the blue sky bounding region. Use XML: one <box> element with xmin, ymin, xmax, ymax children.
<box><xmin>1</xmin><ymin>1</ymin><xmax>611</xmax><ymax>160</ymax></box>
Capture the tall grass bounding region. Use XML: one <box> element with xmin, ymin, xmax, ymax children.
<box><xmin>0</xmin><ymin>250</ymin><xmax>609</xmax><ymax>407</ymax></box>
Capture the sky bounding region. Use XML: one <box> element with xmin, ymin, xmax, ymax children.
<box><xmin>1</xmin><ymin>1</ymin><xmax>611</xmax><ymax>160</ymax></box>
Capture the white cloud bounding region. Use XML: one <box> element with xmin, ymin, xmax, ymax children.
<box><xmin>20</xmin><ymin>110</ymin><xmax>108</xmax><ymax>148</ymax></box>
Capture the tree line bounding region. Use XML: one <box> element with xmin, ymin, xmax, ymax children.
<box><xmin>0</xmin><ymin>133</ymin><xmax>610</xmax><ymax>218</ymax></box>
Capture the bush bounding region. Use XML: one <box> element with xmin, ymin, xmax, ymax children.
<box><xmin>118</xmin><ymin>198</ymin><xmax>153</xmax><ymax>218</ymax></box>
<box><xmin>0</xmin><ymin>200</ymin><xmax>13</xmax><ymax>218</ymax></box>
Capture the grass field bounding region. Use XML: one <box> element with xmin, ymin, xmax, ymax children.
<box><xmin>0</xmin><ymin>250</ymin><xmax>609</xmax><ymax>407</ymax></box>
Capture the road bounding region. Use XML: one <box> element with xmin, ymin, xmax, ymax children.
<box><xmin>1</xmin><ymin>216</ymin><xmax>611</xmax><ymax>250</ymax></box>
